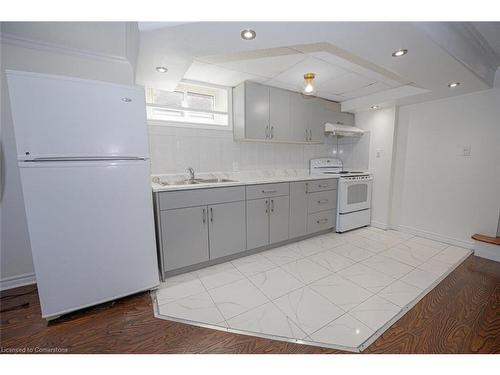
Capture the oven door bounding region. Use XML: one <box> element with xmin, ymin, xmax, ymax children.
<box><xmin>338</xmin><ymin>177</ymin><xmax>373</xmax><ymax>213</ymax></box>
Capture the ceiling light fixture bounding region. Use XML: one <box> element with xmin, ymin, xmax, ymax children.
<box><xmin>155</xmin><ymin>66</ymin><xmax>168</xmax><ymax>73</ymax></box>
<box><xmin>392</xmin><ymin>49</ymin><xmax>408</xmax><ymax>57</ymax></box>
<box><xmin>302</xmin><ymin>72</ymin><xmax>316</xmax><ymax>96</ymax></box>
<box><xmin>370</xmin><ymin>105</ymin><xmax>380</xmax><ymax>110</ymax></box>
<box><xmin>240</xmin><ymin>29</ymin><xmax>256</xmax><ymax>40</ymax></box>
<box><xmin>448</xmin><ymin>81</ymin><xmax>461</xmax><ymax>88</ymax></box>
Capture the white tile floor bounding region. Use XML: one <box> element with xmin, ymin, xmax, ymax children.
<box><xmin>152</xmin><ymin>227</ymin><xmax>472</xmax><ymax>352</ymax></box>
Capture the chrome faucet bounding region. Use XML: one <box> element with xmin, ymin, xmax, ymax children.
<box><xmin>186</xmin><ymin>167</ymin><xmax>195</xmax><ymax>182</ymax></box>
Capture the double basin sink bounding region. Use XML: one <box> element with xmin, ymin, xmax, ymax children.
<box><xmin>158</xmin><ymin>178</ymin><xmax>237</xmax><ymax>186</ymax></box>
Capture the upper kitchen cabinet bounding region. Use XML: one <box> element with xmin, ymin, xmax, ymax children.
<box><xmin>234</xmin><ymin>81</ymin><xmax>351</xmax><ymax>144</ymax></box>
<box><xmin>235</xmin><ymin>81</ymin><xmax>269</xmax><ymax>140</ymax></box>
<box><xmin>269</xmin><ymin>87</ymin><xmax>291</xmax><ymax>140</ymax></box>
<box><xmin>234</xmin><ymin>81</ymin><xmax>291</xmax><ymax>141</ymax></box>
<box><xmin>307</xmin><ymin>97</ymin><xmax>327</xmax><ymax>142</ymax></box>
<box><xmin>289</xmin><ymin>91</ymin><xmax>310</xmax><ymax>142</ymax></box>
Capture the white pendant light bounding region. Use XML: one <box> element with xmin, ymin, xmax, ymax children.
<box><xmin>302</xmin><ymin>73</ymin><xmax>316</xmax><ymax>96</ymax></box>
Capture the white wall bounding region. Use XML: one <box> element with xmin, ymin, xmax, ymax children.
<box><xmin>0</xmin><ymin>22</ymin><xmax>138</xmax><ymax>290</ymax></box>
<box><xmin>391</xmin><ymin>88</ymin><xmax>500</xmax><ymax>247</ymax></box>
<box><xmin>355</xmin><ymin>107</ymin><xmax>397</xmax><ymax>229</ymax></box>
<box><xmin>148</xmin><ymin>124</ymin><xmax>370</xmax><ymax>175</ymax></box>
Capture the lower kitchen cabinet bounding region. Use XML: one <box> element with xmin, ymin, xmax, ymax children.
<box><xmin>246</xmin><ymin>198</ymin><xmax>270</xmax><ymax>250</ymax></box>
<box><xmin>155</xmin><ymin>179</ymin><xmax>339</xmax><ymax>277</ymax></box>
<box><xmin>269</xmin><ymin>195</ymin><xmax>290</xmax><ymax>244</ymax></box>
<box><xmin>208</xmin><ymin>201</ymin><xmax>246</xmax><ymax>260</ymax></box>
<box><xmin>289</xmin><ymin>181</ymin><xmax>308</xmax><ymax>238</ymax></box>
<box><xmin>307</xmin><ymin>209</ymin><xmax>336</xmax><ymax>234</ymax></box>
<box><xmin>160</xmin><ymin>206</ymin><xmax>209</xmax><ymax>271</ymax></box>
<box><xmin>246</xmin><ymin>195</ymin><xmax>290</xmax><ymax>250</ymax></box>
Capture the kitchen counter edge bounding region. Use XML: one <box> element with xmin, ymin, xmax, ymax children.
<box><xmin>152</xmin><ymin>174</ymin><xmax>339</xmax><ymax>192</ymax></box>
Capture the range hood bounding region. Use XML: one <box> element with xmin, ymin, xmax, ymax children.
<box><xmin>324</xmin><ymin>122</ymin><xmax>365</xmax><ymax>137</ymax></box>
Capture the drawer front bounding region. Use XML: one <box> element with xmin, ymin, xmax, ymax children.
<box><xmin>307</xmin><ymin>190</ymin><xmax>337</xmax><ymax>213</ymax></box>
<box><xmin>306</xmin><ymin>179</ymin><xmax>338</xmax><ymax>193</ymax></box>
<box><xmin>307</xmin><ymin>210</ymin><xmax>335</xmax><ymax>234</ymax></box>
<box><xmin>159</xmin><ymin>186</ymin><xmax>245</xmax><ymax>210</ymax></box>
<box><xmin>246</xmin><ymin>182</ymin><xmax>289</xmax><ymax>200</ymax></box>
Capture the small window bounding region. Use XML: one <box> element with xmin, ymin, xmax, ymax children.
<box><xmin>146</xmin><ymin>81</ymin><xmax>231</xmax><ymax>129</ymax></box>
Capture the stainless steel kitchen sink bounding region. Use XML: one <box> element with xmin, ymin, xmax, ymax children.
<box><xmin>194</xmin><ymin>178</ymin><xmax>237</xmax><ymax>183</ymax></box>
<box><xmin>159</xmin><ymin>180</ymin><xmax>199</xmax><ymax>186</ymax></box>
<box><xmin>158</xmin><ymin>178</ymin><xmax>237</xmax><ymax>186</ymax></box>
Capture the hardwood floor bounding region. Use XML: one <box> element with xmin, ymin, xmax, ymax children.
<box><xmin>1</xmin><ymin>255</ymin><xmax>499</xmax><ymax>354</ymax></box>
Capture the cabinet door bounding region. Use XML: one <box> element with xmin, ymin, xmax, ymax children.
<box><xmin>245</xmin><ymin>82</ymin><xmax>270</xmax><ymax>140</ymax></box>
<box><xmin>289</xmin><ymin>181</ymin><xmax>308</xmax><ymax>238</ymax></box>
<box><xmin>269</xmin><ymin>195</ymin><xmax>290</xmax><ymax>244</ymax></box>
<box><xmin>269</xmin><ymin>87</ymin><xmax>290</xmax><ymax>140</ymax></box>
<box><xmin>246</xmin><ymin>198</ymin><xmax>269</xmax><ymax>250</ymax></box>
<box><xmin>161</xmin><ymin>206</ymin><xmax>209</xmax><ymax>271</ymax></box>
<box><xmin>309</xmin><ymin>98</ymin><xmax>326</xmax><ymax>142</ymax></box>
<box><xmin>290</xmin><ymin>92</ymin><xmax>310</xmax><ymax>142</ymax></box>
<box><xmin>208</xmin><ymin>201</ymin><xmax>246</xmax><ymax>260</ymax></box>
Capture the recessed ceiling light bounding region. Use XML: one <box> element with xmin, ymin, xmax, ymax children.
<box><xmin>240</xmin><ymin>29</ymin><xmax>256</xmax><ymax>40</ymax></box>
<box><xmin>392</xmin><ymin>49</ymin><xmax>408</xmax><ymax>57</ymax></box>
<box><xmin>155</xmin><ymin>66</ymin><xmax>168</xmax><ymax>73</ymax></box>
<box><xmin>370</xmin><ymin>105</ymin><xmax>380</xmax><ymax>110</ymax></box>
<box><xmin>448</xmin><ymin>81</ymin><xmax>461</xmax><ymax>88</ymax></box>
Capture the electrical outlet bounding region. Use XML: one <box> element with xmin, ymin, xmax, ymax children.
<box><xmin>463</xmin><ymin>145</ymin><xmax>471</xmax><ymax>157</ymax></box>
<box><xmin>376</xmin><ymin>149</ymin><xmax>382</xmax><ymax>158</ymax></box>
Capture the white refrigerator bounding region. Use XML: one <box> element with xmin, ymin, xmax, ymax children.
<box><xmin>6</xmin><ymin>70</ymin><xmax>159</xmax><ymax>320</ymax></box>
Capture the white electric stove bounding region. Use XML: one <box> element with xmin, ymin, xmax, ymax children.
<box><xmin>310</xmin><ymin>158</ymin><xmax>372</xmax><ymax>232</ymax></box>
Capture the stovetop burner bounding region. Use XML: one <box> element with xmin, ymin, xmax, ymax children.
<box><xmin>309</xmin><ymin>158</ymin><xmax>370</xmax><ymax>177</ymax></box>
<box><xmin>323</xmin><ymin>171</ymin><xmax>364</xmax><ymax>175</ymax></box>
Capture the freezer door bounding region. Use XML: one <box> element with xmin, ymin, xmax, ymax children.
<box><xmin>19</xmin><ymin>160</ymin><xmax>159</xmax><ymax>318</ymax></box>
<box><xmin>6</xmin><ymin>70</ymin><xmax>149</xmax><ymax>160</ymax></box>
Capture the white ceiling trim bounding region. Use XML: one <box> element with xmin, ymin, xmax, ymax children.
<box><xmin>341</xmin><ymin>85</ymin><xmax>430</xmax><ymax>112</ymax></box>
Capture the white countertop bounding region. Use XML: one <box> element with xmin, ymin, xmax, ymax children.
<box><xmin>152</xmin><ymin>169</ymin><xmax>369</xmax><ymax>192</ymax></box>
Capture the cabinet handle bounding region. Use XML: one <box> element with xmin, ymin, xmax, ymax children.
<box><xmin>265</xmin><ymin>199</ymin><xmax>269</xmax><ymax>213</ymax></box>
<box><xmin>305</xmin><ymin>129</ymin><xmax>308</xmax><ymax>141</ymax></box>
<box><xmin>305</xmin><ymin>182</ymin><xmax>309</xmax><ymax>193</ymax></box>
<box><xmin>262</xmin><ymin>189</ymin><xmax>277</xmax><ymax>194</ymax></box>
<box><xmin>271</xmin><ymin>199</ymin><xmax>274</xmax><ymax>212</ymax></box>
<box><xmin>318</xmin><ymin>184</ymin><xmax>329</xmax><ymax>188</ymax></box>
<box><xmin>317</xmin><ymin>218</ymin><xmax>328</xmax><ymax>224</ymax></box>
<box><xmin>270</xmin><ymin>126</ymin><xmax>274</xmax><ymax>139</ymax></box>
<box><xmin>210</xmin><ymin>207</ymin><xmax>213</xmax><ymax>222</ymax></box>
<box><xmin>202</xmin><ymin>208</ymin><xmax>206</xmax><ymax>223</ymax></box>
<box><xmin>309</xmin><ymin>129</ymin><xmax>312</xmax><ymax>141</ymax></box>
<box><xmin>317</xmin><ymin>199</ymin><xmax>329</xmax><ymax>204</ymax></box>
<box><xmin>265</xmin><ymin>125</ymin><xmax>269</xmax><ymax>139</ymax></box>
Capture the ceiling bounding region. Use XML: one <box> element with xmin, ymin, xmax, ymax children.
<box><xmin>136</xmin><ymin>22</ymin><xmax>499</xmax><ymax>112</ymax></box>
<box><xmin>186</xmin><ymin>45</ymin><xmax>412</xmax><ymax>102</ymax></box>
<box><xmin>471</xmin><ymin>22</ymin><xmax>500</xmax><ymax>63</ymax></box>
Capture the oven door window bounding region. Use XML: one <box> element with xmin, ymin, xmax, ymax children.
<box><xmin>347</xmin><ymin>183</ymin><xmax>368</xmax><ymax>204</ymax></box>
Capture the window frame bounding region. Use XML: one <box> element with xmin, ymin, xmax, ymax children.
<box><xmin>145</xmin><ymin>79</ymin><xmax>233</xmax><ymax>132</ymax></box>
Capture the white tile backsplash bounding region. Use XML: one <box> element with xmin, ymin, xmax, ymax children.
<box><xmin>148</xmin><ymin>125</ymin><xmax>370</xmax><ymax>174</ymax></box>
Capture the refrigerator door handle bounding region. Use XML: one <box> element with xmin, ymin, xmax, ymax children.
<box><xmin>23</xmin><ymin>156</ymin><xmax>147</xmax><ymax>162</ymax></box>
